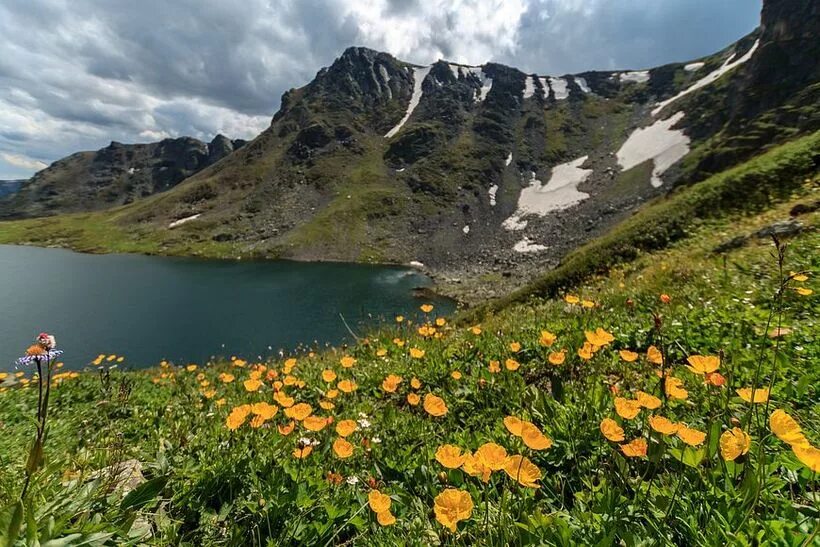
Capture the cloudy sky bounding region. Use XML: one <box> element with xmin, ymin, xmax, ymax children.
<box><xmin>0</xmin><ymin>0</ymin><xmax>761</xmax><ymax>179</ymax></box>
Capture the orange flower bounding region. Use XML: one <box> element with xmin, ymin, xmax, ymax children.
<box><xmin>736</xmin><ymin>387</ymin><xmax>769</xmax><ymax>404</ymax></box>
<box><xmin>585</xmin><ymin>328</ymin><xmax>614</xmax><ymax>347</ymax></box>
<box><xmin>648</xmin><ymin>415</ymin><xmax>679</xmax><ymax>435</ymax></box>
<box><xmin>219</xmin><ymin>372</ymin><xmax>235</xmax><ymax>383</ymax></box>
<box><xmin>686</xmin><ymin>355</ymin><xmax>720</xmax><ymax>375</ymax></box>
<box><xmin>614</xmin><ymin>397</ymin><xmax>641</xmax><ymax>420</ymax></box>
<box><xmin>660</xmin><ymin>294</ymin><xmax>671</xmax><ymax>304</ymax></box>
<box><xmin>435</xmin><ymin>317</ymin><xmax>447</xmax><ymax>327</ymax></box>
<box><xmin>322</xmin><ymin>369</ymin><xmax>337</xmax><ymax>383</ymax></box>
<box><xmin>410</xmin><ymin>377</ymin><xmax>422</xmax><ymax>389</ymax></box>
<box><xmin>423</xmin><ymin>393</ymin><xmax>448</xmax><ymax>417</ymax></box>
<box><xmin>509</xmin><ymin>342</ymin><xmax>521</xmax><ymax>353</ymax></box>
<box><xmin>450</xmin><ymin>371</ymin><xmax>462</xmax><ymax>380</ymax></box>
<box><xmin>278</xmin><ymin>421</ymin><xmax>295</xmax><ymax>435</ymax></box>
<box><xmin>620</xmin><ymin>438</ymin><xmax>648</xmax><ymax>458</ymax></box>
<box><xmin>548</xmin><ymin>351</ymin><xmax>566</xmax><ymax>365</ymax></box>
<box><xmin>407</xmin><ymin>393</ymin><xmax>420</xmax><ymax>406</ymax></box>
<box><xmin>521</xmin><ymin>423</ymin><xmax>552</xmax><ymax>450</ymax></box>
<box><xmin>319</xmin><ymin>400</ymin><xmax>335</xmax><ymax>410</ymax></box>
<box><xmin>578</xmin><ymin>342</ymin><xmax>595</xmax><ymax>361</ymax></box>
<box><xmin>333</xmin><ymin>437</ymin><xmax>354</xmax><ymax>459</ymax></box>
<box><xmin>504</xmin><ymin>416</ymin><xmax>524</xmax><ymax>437</ymax></box>
<box><xmin>243</xmin><ymin>379</ymin><xmax>263</xmax><ymax>392</ymax></box>
<box><xmin>792</xmin><ymin>445</ymin><xmax>820</xmax><ymax>473</ymax></box>
<box><xmin>292</xmin><ymin>446</ymin><xmax>312</xmax><ymax>459</ymax></box>
<box><xmin>720</xmin><ymin>428</ymin><xmax>751</xmax><ymax>461</ymax></box>
<box><xmin>340</xmin><ymin>356</ymin><xmax>357</xmax><ymax>368</ymax></box>
<box><xmin>377</xmin><ymin>510</ymin><xmax>397</xmax><ymax>526</ymax></box>
<box><xmin>368</xmin><ymin>490</ymin><xmax>392</xmax><ymax>514</ymax></box>
<box><xmin>461</xmin><ymin>452</ymin><xmax>491</xmax><ymax>483</ymax></box>
<box><xmin>284</xmin><ymin>402</ymin><xmax>313</xmax><ymax>421</ymax></box>
<box><xmin>226</xmin><ymin>406</ymin><xmax>251</xmax><ymax>430</ymax></box>
<box><xmin>665</xmin><ymin>376</ymin><xmax>688</xmax><ymax>400</ymax></box>
<box><xmin>769</xmin><ymin>409</ymin><xmax>807</xmax><ymax>446</ymax></box>
<box><xmin>420</xmin><ymin>304</ymin><xmax>434</xmax><ymax>313</ymax></box>
<box><xmin>436</xmin><ymin>444</ymin><xmax>467</xmax><ymax>468</ymax></box>
<box><xmin>564</xmin><ymin>295</ymin><xmax>580</xmax><ymax>305</ymax></box>
<box><xmin>538</xmin><ymin>331</ymin><xmax>557</xmax><ymax>347</ymax></box>
<box><xmin>303</xmin><ymin>415</ymin><xmax>330</xmax><ymax>432</ymax></box>
<box><xmin>619</xmin><ymin>350</ymin><xmax>639</xmax><ymax>363</ymax></box>
<box><xmin>600</xmin><ymin>418</ymin><xmax>625</xmax><ymax>442</ymax></box>
<box><xmin>636</xmin><ymin>391</ymin><xmax>662</xmax><ymax>410</ymax></box>
<box><xmin>274</xmin><ymin>391</ymin><xmax>295</xmax><ymax>407</ymax></box>
<box><xmin>488</xmin><ymin>360</ymin><xmax>501</xmax><ymax>373</ymax></box>
<box><xmin>251</xmin><ymin>402</ymin><xmax>279</xmax><ymax>420</ymax></box>
<box><xmin>382</xmin><ymin>374</ymin><xmax>403</xmax><ymax>393</ymax></box>
<box><xmin>504</xmin><ymin>358</ymin><xmax>520</xmax><ymax>371</ymax></box>
<box><xmin>677</xmin><ymin>426</ymin><xmax>706</xmax><ymax>446</ymax></box>
<box><xmin>409</xmin><ymin>347</ymin><xmax>425</xmax><ymax>359</ymax></box>
<box><xmin>646</xmin><ymin>345</ymin><xmax>663</xmax><ymax>365</ymax></box>
<box><xmin>336</xmin><ymin>419</ymin><xmax>357</xmax><ymax>437</ymax></box>
<box><xmin>470</xmin><ymin>325</ymin><xmax>482</xmax><ymax>335</ymax></box>
<box><xmin>503</xmin><ymin>455</ymin><xmax>542</xmax><ymax>488</ymax></box>
<box><xmin>433</xmin><ymin>489</ymin><xmax>473</xmax><ymax>532</ymax></box>
<box><xmin>705</xmin><ymin>372</ymin><xmax>726</xmax><ymax>387</ymax></box>
<box><xmin>325</xmin><ymin>389</ymin><xmax>339</xmax><ymax>399</ymax></box>
<box><xmin>475</xmin><ymin>443</ymin><xmax>508</xmax><ymax>470</ymax></box>
<box><xmin>337</xmin><ymin>379</ymin><xmax>358</xmax><ymax>393</ymax></box>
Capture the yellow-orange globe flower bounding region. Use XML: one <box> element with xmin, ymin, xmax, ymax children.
<box><xmin>436</xmin><ymin>444</ymin><xmax>467</xmax><ymax>469</ymax></box>
<box><xmin>423</xmin><ymin>393</ymin><xmax>448</xmax><ymax>417</ymax></box>
<box><xmin>433</xmin><ymin>489</ymin><xmax>473</xmax><ymax>532</ymax></box>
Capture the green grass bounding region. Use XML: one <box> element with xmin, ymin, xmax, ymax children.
<box><xmin>0</xmin><ymin>168</ymin><xmax>817</xmax><ymax>545</ymax></box>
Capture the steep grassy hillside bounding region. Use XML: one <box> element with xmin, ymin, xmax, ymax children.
<box><xmin>1</xmin><ymin>150</ymin><xmax>817</xmax><ymax>545</ymax></box>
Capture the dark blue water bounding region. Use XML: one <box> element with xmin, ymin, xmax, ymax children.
<box><xmin>0</xmin><ymin>245</ymin><xmax>454</xmax><ymax>371</ymax></box>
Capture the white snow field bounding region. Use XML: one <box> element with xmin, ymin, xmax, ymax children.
<box><xmin>549</xmin><ymin>77</ymin><xmax>569</xmax><ymax>100</ymax></box>
<box><xmin>575</xmin><ymin>77</ymin><xmax>591</xmax><ymax>93</ymax></box>
<box><xmin>468</xmin><ymin>67</ymin><xmax>493</xmax><ymax>102</ymax></box>
<box><xmin>684</xmin><ymin>62</ymin><xmax>705</xmax><ymax>72</ymax></box>
<box><xmin>620</xmin><ymin>71</ymin><xmax>650</xmax><ymax>84</ymax></box>
<box><xmin>523</xmin><ymin>76</ymin><xmax>536</xmax><ymax>99</ymax></box>
<box><xmin>385</xmin><ymin>66</ymin><xmax>431</xmax><ymax>138</ymax></box>
<box><xmin>513</xmin><ymin>237</ymin><xmax>548</xmax><ymax>253</ymax></box>
<box><xmin>169</xmin><ymin>214</ymin><xmax>201</xmax><ymax>229</ymax></box>
<box><xmin>652</xmin><ymin>40</ymin><xmax>760</xmax><ymax>116</ymax></box>
<box><xmin>616</xmin><ymin>111</ymin><xmax>691</xmax><ymax>188</ymax></box>
<box><xmin>503</xmin><ymin>156</ymin><xmax>593</xmax><ymax>231</ymax></box>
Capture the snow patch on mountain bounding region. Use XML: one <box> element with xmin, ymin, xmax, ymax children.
<box><xmin>449</xmin><ymin>64</ymin><xmax>460</xmax><ymax>79</ymax></box>
<box><xmin>503</xmin><ymin>156</ymin><xmax>592</xmax><ymax>231</ymax></box>
<box><xmin>505</xmin><ymin>152</ymin><xmax>513</xmax><ymax>167</ymax></box>
<box><xmin>385</xmin><ymin>66</ymin><xmax>431</xmax><ymax>138</ymax></box>
<box><xmin>489</xmin><ymin>184</ymin><xmax>498</xmax><ymax>206</ymax></box>
<box><xmin>468</xmin><ymin>67</ymin><xmax>493</xmax><ymax>102</ymax></box>
<box><xmin>549</xmin><ymin>77</ymin><xmax>569</xmax><ymax>100</ymax></box>
<box><xmin>523</xmin><ymin>76</ymin><xmax>536</xmax><ymax>99</ymax></box>
<box><xmin>169</xmin><ymin>214</ymin><xmax>201</xmax><ymax>229</ymax></box>
<box><xmin>514</xmin><ymin>237</ymin><xmax>547</xmax><ymax>253</ymax></box>
<box><xmin>653</xmin><ymin>40</ymin><xmax>760</xmax><ymax>116</ymax></box>
<box><xmin>575</xmin><ymin>77</ymin><xmax>591</xmax><ymax>93</ymax></box>
<box><xmin>620</xmin><ymin>71</ymin><xmax>650</xmax><ymax>84</ymax></box>
<box><xmin>684</xmin><ymin>62</ymin><xmax>705</xmax><ymax>72</ymax></box>
<box><xmin>616</xmin><ymin>111</ymin><xmax>691</xmax><ymax>187</ymax></box>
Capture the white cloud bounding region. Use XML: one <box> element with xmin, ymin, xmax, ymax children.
<box><xmin>0</xmin><ymin>152</ymin><xmax>47</xmax><ymax>171</ymax></box>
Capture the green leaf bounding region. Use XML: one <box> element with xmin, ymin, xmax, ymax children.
<box><xmin>119</xmin><ymin>476</ymin><xmax>168</xmax><ymax>512</ymax></box>
<box><xmin>25</xmin><ymin>501</ymin><xmax>38</xmax><ymax>547</ymax></box>
<box><xmin>0</xmin><ymin>500</ymin><xmax>24</xmax><ymax>547</ymax></box>
<box><xmin>40</xmin><ymin>533</ymin><xmax>113</xmax><ymax>547</ymax></box>
<box><xmin>26</xmin><ymin>438</ymin><xmax>44</xmax><ymax>475</ymax></box>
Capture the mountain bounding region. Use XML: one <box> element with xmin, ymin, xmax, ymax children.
<box><xmin>0</xmin><ymin>135</ymin><xmax>246</xmax><ymax>219</ymax></box>
<box><xmin>0</xmin><ymin>180</ymin><xmax>24</xmax><ymax>198</ymax></box>
<box><xmin>0</xmin><ymin>0</ymin><xmax>816</xmax><ymax>296</ymax></box>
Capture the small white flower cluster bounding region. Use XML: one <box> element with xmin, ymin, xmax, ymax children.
<box><xmin>357</xmin><ymin>412</ymin><xmax>372</xmax><ymax>429</ymax></box>
<box><xmin>298</xmin><ymin>437</ymin><xmax>320</xmax><ymax>447</ymax></box>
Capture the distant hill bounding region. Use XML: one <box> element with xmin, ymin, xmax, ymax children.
<box><xmin>0</xmin><ymin>180</ymin><xmax>24</xmax><ymax>198</ymax></box>
<box><xmin>0</xmin><ymin>135</ymin><xmax>246</xmax><ymax>219</ymax></box>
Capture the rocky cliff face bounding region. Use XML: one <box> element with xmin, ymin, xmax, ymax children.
<box><xmin>0</xmin><ymin>135</ymin><xmax>245</xmax><ymax>219</ymax></box>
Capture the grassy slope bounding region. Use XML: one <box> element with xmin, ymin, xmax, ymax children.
<box><xmin>0</xmin><ymin>140</ymin><xmax>817</xmax><ymax>544</ymax></box>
